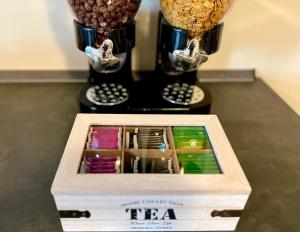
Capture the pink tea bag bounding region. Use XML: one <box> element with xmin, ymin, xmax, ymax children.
<box><xmin>89</xmin><ymin>127</ymin><xmax>120</xmax><ymax>149</ymax></box>
<box><xmin>85</xmin><ymin>155</ymin><xmax>118</xmax><ymax>162</ymax></box>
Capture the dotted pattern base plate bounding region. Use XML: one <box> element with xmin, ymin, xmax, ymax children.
<box><xmin>86</xmin><ymin>83</ymin><xmax>129</xmax><ymax>106</ymax></box>
<box><xmin>162</xmin><ymin>83</ymin><xmax>205</xmax><ymax>106</ymax></box>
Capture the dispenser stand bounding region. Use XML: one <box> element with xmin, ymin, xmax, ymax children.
<box><xmin>77</xmin><ymin>17</ymin><xmax>223</xmax><ymax>114</ymax></box>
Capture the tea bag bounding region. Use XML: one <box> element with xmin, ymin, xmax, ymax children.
<box><xmin>84</xmin><ymin>153</ymin><xmax>121</xmax><ymax>174</ymax></box>
<box><xmin>132</xmin><ymin>128</ymin><xmax>169</xmax><ymax>150</ymax></box>
<box><xmin>178</xmin><ymin>153</ymin><xmax>221</xmax><ymax>174</ymax></box>
<box><xmin>131</xmin><ymin>156</ymin><xmax>173</xmax><ymax>174</ymax></box>
<box><xmin>87</xmin><ymin>127</ymin><xmax>122</xmax><ymax>149</ymax></box>
<box><xmin>172</xmin><ymin>126</ymin><xmax>210</xmax><ymax>149</ymax></box>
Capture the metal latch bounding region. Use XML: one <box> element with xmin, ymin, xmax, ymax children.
<box><xmin>59</xmin><ymin>210</ymin><xmax>91</xmax><ymax>218</ymax></box>
<box><xmin>211</xmin><ymin>210</ymin><xmax>243</xmax><ymax>218</ymax></box>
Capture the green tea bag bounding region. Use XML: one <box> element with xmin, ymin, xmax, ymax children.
<box><xmin>182</xmin><ymin>169</ymin><xmax>220</xmax><ymax>174</ymax></box>
<box><xmin>172</xmin><ymin>126</ymin><xmax>210</xmax><ymax>149</ymax></box>
<box><xmin>178</xmin><ymin>153</ymin><xmax>221</xmax><ymax>174</ymax></box>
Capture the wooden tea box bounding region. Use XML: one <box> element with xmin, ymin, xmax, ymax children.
<box><xmin>51</xmin><ymin>114</ymin><xmax>251</xmax><ymax>232</ymax></box>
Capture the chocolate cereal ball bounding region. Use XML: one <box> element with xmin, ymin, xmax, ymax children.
<box><xmin>68</xmin><ymin>0</ymin><xmax>141</xmax><ymax>46</ymax></box>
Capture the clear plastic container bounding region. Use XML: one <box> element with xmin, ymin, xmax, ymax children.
<box><xmin>160</xmin><ymin>0</ymin><xmax>235</xmax><ymax>72</ymax></box>
<box><xmin>160</xmin><ymin>0</ymin><xmax>235</xmax><ymax>39</ymax></box>
<box><xmin>68</xmin><ymin>0</ymin><xmax>142</xmax><ymax>46</ymax></box>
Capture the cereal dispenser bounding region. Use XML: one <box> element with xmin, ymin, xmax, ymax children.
<box><xmin>156</xmin><ymin>0</ymin><xmax>235</xmax><ymax>111</ymax></box>
<box><xmin>67</xmin><ymin>0</ymin><xmax>142</xmax><ymax>112</ymax></box>
<box><xmin>67</xmin><ymin>0</ymin><xmax>236</xmax><ymax>114</ymax></box>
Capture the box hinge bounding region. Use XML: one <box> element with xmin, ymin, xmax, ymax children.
<box><xmin>211</xmin><ymin>210</ymin><xmax>243</xmax><ymax>218</ymax></box>
<box><xmin>59</xmin><ymin>210</ymin><xmax>91</xmax><ymax>218</ymax></box>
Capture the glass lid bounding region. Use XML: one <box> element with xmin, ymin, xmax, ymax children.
<box><xmin>79</xmin><ymin>125</ymin><xmax>222</xmax><ymax>175</ymax></box>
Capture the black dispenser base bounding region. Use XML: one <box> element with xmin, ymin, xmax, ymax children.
<box><xmin>80</xmin><ymin>71</ymin><xmax>211</xmax><ymax>114</ymax></box>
